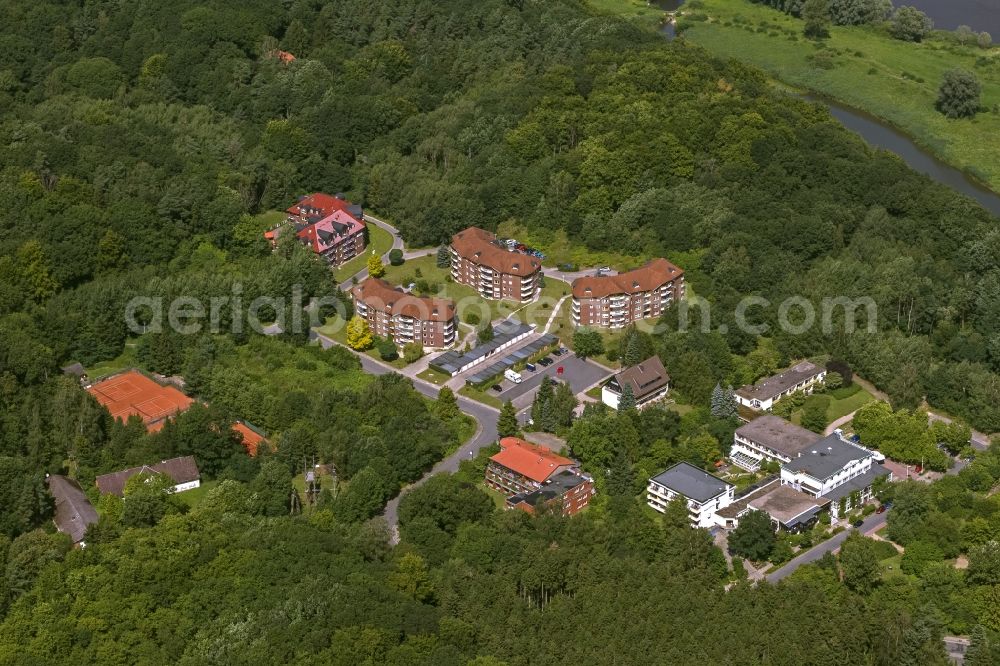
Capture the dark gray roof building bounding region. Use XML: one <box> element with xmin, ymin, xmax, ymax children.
<box><xmin>735</xmin><ymin>415</ymin><xmax>819</xmax><ymax>459</ymax></box>
<box><xmin>822</xmin><ymin>464</ymin><xmax>892</xmax><ymax>502</ymax></box>
<box><xmin>95</xmin><ymin>455</ymin><xmax>201</xmax><ymax>497</ymax></box>
<box><xmin>47</xmin><ymin>475</ymin><xmax>98</xmax><ymax>544</ymax></box>
<box><xmin>650</xmin><ymin>462</ymin><xmax>733</xmax><ymax>503</ymax></box>
<box><xmin>782</xmin><ymin>434</ymin><xmax>870</xmax><ymax>480</ymax></box>
<box><xmin>736</xmin><ymin>361</ymin><xmax>824</xmax><ymax>402</ymax></box>
<box><xmin>607</xmin><ymin>356</ymin><xmax>670</xmax><ymax>402</ymax></box>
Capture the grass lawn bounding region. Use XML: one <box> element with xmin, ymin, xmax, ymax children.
<box><xmin>825</xmin><ymin>384</ymin><xmax>876</xmax><ymax>422</ymax></box>
<box><xmin>333</xmin><ymin>223</ymin><xmax>394</xmax><ymax>283</ymax></box>
<box><xmin>459</xmin><ymin>385</ymin><xmax>504</xmax><ymax>410</ymax></box>
<box><xmin>314</xmin><ymin>317</ymin><xmax>409</xmax><ymax>368</ymax></box>
<box><xmin>479</xmin><ymin>482</ymin><xmax>509</xmax><ymax>510</ymax></box>
<box><xmin>417</xmin><ymin>367</ymin><xmax>452</xmax><ymax>386</ymax></box>
<box><xmin>380</xmin><ymin>255</ymin><xmax>518</xmax><ymax>325</ymax></box>
<box><xmin>879</xmin><ymin>554</ymin><xmax>906</xmax><ymax>580</ymax></box>
<box><xmin>682</xmin><ymin>0</ymin><xmax>1000</xmax><ymax>191</ymax></box>
<box><xmin>585</xmin><ymin>385</ymin><xmax>603</xmax><ymax>400</ymax></box>
<box><xmin>174</xmin><ymin>479</ymin><xmax>219</xmax><ymax>508</ymax></box>
<box><xmin>85</xmin><ymin>342</ymin><xmax>139</xmax><ymax>380</ymax></box>
<box><xmin>253</xmin><ymin>209</ymin><xmax>286</xmax><ymax>229</ymax></box>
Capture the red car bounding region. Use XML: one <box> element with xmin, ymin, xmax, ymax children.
<box><xmin>876</xmin><ymin>505</ymin><xmax>886</xmax><ymax>514</ymax></box>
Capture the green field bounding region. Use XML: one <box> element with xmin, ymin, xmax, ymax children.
<box><xmin>681</xmin><ymin>0</ymin><xmax>1000</xmax><ymax>190</ymax></box>
<box><xmin>174</xmin><ymin>479</ymin><xmax>219</xmax><ymax>508</ymax></box>
<box><xmin>587</xmin><ymin>0</ymin><xmax>663</xmax><ymax>25</ymax></box>
<box><xmin>333</xmin><ymin>223</ymin><xmax>395</xmax><ymax>283</ymax></box>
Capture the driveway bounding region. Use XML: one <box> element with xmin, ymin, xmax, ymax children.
<box><xmin>766</xmin><ymin>510</ymin><xmax>888</xmax><ymax>583</ymax></box>
<box><xmin>312</xmin><ymin>330</ymin><xmax>500</xmax><ymax>542</ymax></box>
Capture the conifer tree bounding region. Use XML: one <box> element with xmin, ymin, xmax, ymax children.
<box><xmin>618</xmin><ymin>383</ymin><xmax>637</xmax><ymax>412</ymax></box>
<box><xmin>497</xmin><ymin>401</ymin><xmax>519</xmax><ymax>438</ymax></box>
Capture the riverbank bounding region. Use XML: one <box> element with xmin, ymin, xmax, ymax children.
<box><xmin>679</xmin><ymin>0</ymin><xmax>1000</xmax><ymax>194</ymax></box>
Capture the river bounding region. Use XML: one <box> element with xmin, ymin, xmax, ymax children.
<box><xmin>903</xmin><ymin>0</ymin><xmax>1000</xmax><ymax>35</ymax></box>
<box><xmin>656</xmin><ymin>0</ymin><xmax>1000</xmax><ymax>215</ymax></box>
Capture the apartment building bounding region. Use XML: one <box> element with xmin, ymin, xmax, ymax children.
<box><xmin>265</xmin><ymin>193</ymin><xmax>367</xmax><ymax>266</ymax></box>
<box><xmin>351</xmin><ymin>278</ymin><xmax>457</xmax><ymax>348</ymax></box>
<box><xmin>730</xmin><ymin>415</ymin><xmax>820</xmax><ymax>472</ymax></box>
<box><xmin>486</xmin><ymin>437</ymin><xmax>577</xmax><ymax>496</ymax></box>
<box><xmin>735</xmin><ymin>361</ymin><xmax>827</xmax><ymax>412</ymax></box>
<box><xmin>780</xmin><ymin>433</ymin><xmax>891</xmax><ymax>518</ymax></box>
<box><xmin>450</xmin><ymin>227</ymin><xmax>541</xmax><ymax>302</ymax></box>
<box><xmin>647</xmin><ymin>462</ymin><xmax>735</xmax><ymax>528</ymax></box>
<box><xmin>506</xmin><ymin>469</ymin><xmax>595</xmax><ymax>517</ymax></box>
<box><xmin>571</xmin><ymin>258</ymin><xmax>684</xmax><ymax>329</ymax></box>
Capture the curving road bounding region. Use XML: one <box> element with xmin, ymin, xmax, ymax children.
<box><xmin>312</xmin><ymin>331</ymin><xmax>499</xmax><ymax>542</ymax></box>
<box><xmin>766</xmin><ymin>509</ymin><xmax>888</xmax><ymax>583</ymax></box>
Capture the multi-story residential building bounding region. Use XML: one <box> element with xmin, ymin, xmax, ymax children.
<box><xmin>647</xmin><ymin>462</ymin><xmax>735</xmax><ymax>528</ymax></box>
<box><xmin>264</xmin><ymin>193</ymin><xmax>367</xmax><ymax>266</ymax></box>
<box><xmin>351</xmin><ymin>278</ymin><xmax>457</xmax><ymax>348</ymax></box>
<box><xmin>506</xmin><ymin>469</ymin><xmax>595</xmax><ymax>517</ymax></box>
<box><xmin>486</xmin><ymin>437</ymin><xmax>577</xmax><ymax>496</ymax></box>
<box><xmin>450</xmin><ymin>227</ymin><xmax>541</xmax><ymax>302</ymax></box>
<box><xmin>734</xmin><ymin>361</ymin><xmax>827</xmax><ymax>412</ymax></box>
<box><xmin>730</xmin><ymin>415</ymin><xmax>820</xmax><ymax>472</ymax></box>
<box><xmin>780</xmin><ymin>433</ymin><xmax>891</xmax><ymax>518</ymax></box>
<box><xmin>602</xmin><ymin>355</ymin><xmax>670</xmax><ymax>410</ymax></box>
<box><xmin>571</xmin><ymin>258</ymin><xmax>684</xmax><ymax>329</ymax></box>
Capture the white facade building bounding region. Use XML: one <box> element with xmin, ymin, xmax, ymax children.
<box><xmin>735</xmin><ymin>361</ymin><xmax>827</xmax><ymax>412</ymax></box>
<box><xmin>730</xmin><ymin>415</ymin><xmax>820</xmax><ymax>472</ymax></box>
<box><xmin>647</xmin><ymin>462</ymin><xmax>735</xmax><ymax>528</ymax></box>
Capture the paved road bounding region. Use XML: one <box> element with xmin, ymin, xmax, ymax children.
<box><xmin>766</xmin><ymin>510</ymin><xmax>888</xmax><ymax>583</ymax></box>
<box><xmin>312</xmin><ymin>331</ymin><xmax>499</xmax><ymax>542</ymax></box>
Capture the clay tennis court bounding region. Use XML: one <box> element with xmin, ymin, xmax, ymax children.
<box><xmin>87</xmin><ymin>371</ymin><xmax>194</xmax><ymax>431</ymax></box>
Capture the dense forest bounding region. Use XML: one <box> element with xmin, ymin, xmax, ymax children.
<box><xmin>0</xmin><ymin>0</ymin><xmax>999</xmax><ymax>662</ymax></box>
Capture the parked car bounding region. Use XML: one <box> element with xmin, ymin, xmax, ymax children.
<box><xmin>525</xmin><ymin>363</ymin><xmax>536</xmax><ymax>372</ymax></box>
<box><xmin>538</xmin><ymin>357</ymin><xmax>554</xmax><ymax>367</ymax></box>
<box><xmin>852</xmin><ymin>519</ymin><xmax>865</xmax><ymax>528</ymax></box>
<box><xmin>876</xmin><ymin>505</ymin><xmax>886</xmax><ymax>514</ymax></box>
<box><xmin>551</xmin><ymin>348</ymin><xmax>565</xmax><ymax>357</ymax></box>
<box><xmin>490</xmin><ymin>384</ymin><xmax>503</xmax><ymax>393</ymax></box>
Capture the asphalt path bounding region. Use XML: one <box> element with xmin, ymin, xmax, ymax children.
<box><xmin>766</xmin><ymin>509</ymin><xmax>888</xmax><ymax>583</ymax></box>
<box><xmin>336</xmin><ymin>213</ymin><xmax>405</xmax><ymax>291</ymax></box>
<box><xmin>312</xmin><ymin>331</ymin><xmax>498</xmax><ymax>541</ymax></box>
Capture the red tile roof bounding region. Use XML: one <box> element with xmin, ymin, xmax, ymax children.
<box><xmin>87</xmin><ymin>371</ymin><xmax>194</xmax><ymax>431</ymax></box>
<box><xmin>352</xmin><ymin>278</ymin><xmax>456</xmax><ymax>323</ymax></box>
<box><xmin>451</xmin><ymin>227</ymin><xmax>541</xmax><ymax>277</ymax></box>
<box><xmin>491</xmin><ymin>437</ymin><xmax>575</xmax><ymax>483</ymax></box>
<box><xmin>572</xmin><ymin>258</ymin><xmax>683</xmax><ymax>299</ymax></box>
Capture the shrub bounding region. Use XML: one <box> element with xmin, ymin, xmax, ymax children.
<box><xmin>377</xmin><ymin>338</ymin><xmax>398</xmax><ymax>361</ymax></box>
<box><xmin>402</xmin><ymin>342</ymin><xmax>423</xmax><ymax>364</ymax></box>
<box><xmin>388</xmin><ymin>248</ymin><xmax>404</xmax><ymax>266</ymax></box>
<box><xmin>465</xmin><ymin>312</ymin><xmax>481</xmax><ymax>326</ymax></box>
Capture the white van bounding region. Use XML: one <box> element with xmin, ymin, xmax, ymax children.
<box><xmin>504</xmin><ymin>369</ymin><xmax>522</xmax><ymax>384</ymax></box>
<box><xmin>872</xmin><ymin>451</ymin><xmax>886</xmax><ymax>463</ymax></box>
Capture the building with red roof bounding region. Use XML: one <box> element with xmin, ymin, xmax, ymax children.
<box><xmin>486</xmin><ymin>437</ymin><xmax>578</xmax><ymax>497</ymax></box>
<box><xmin>264</xmin><ymin>193</ymin><xmax>367</xmax><ymax>266</ymax></box>
<box><xmin>351</xmin><ymin>278</ymin><xmax>457</xmax><ymax>348</ymax></box>
<box><xmin>450</xmin><ymin>227</ymin><xmax>541</xmax><ymax>302</ymax></box>
<box><xmin>571</xmin><ymin>258</ymin><xmax>684</xmax><ymax>328</ymax></box>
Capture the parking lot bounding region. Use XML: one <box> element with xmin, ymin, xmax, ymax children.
<box><xmin>491</xmin><ymin>353</ymin><xmax>613</xmax><ymax>409</ymax></box>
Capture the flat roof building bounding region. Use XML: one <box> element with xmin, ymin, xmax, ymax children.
<box><xmin>647</xmin><ymin>462</ymin><xmax>735</xmax><ymax>528</ymax></box>
<box><xmin>731</xmin><ymin>415</ymin><xmax>819</xmax><ymax>471</ymax></box>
